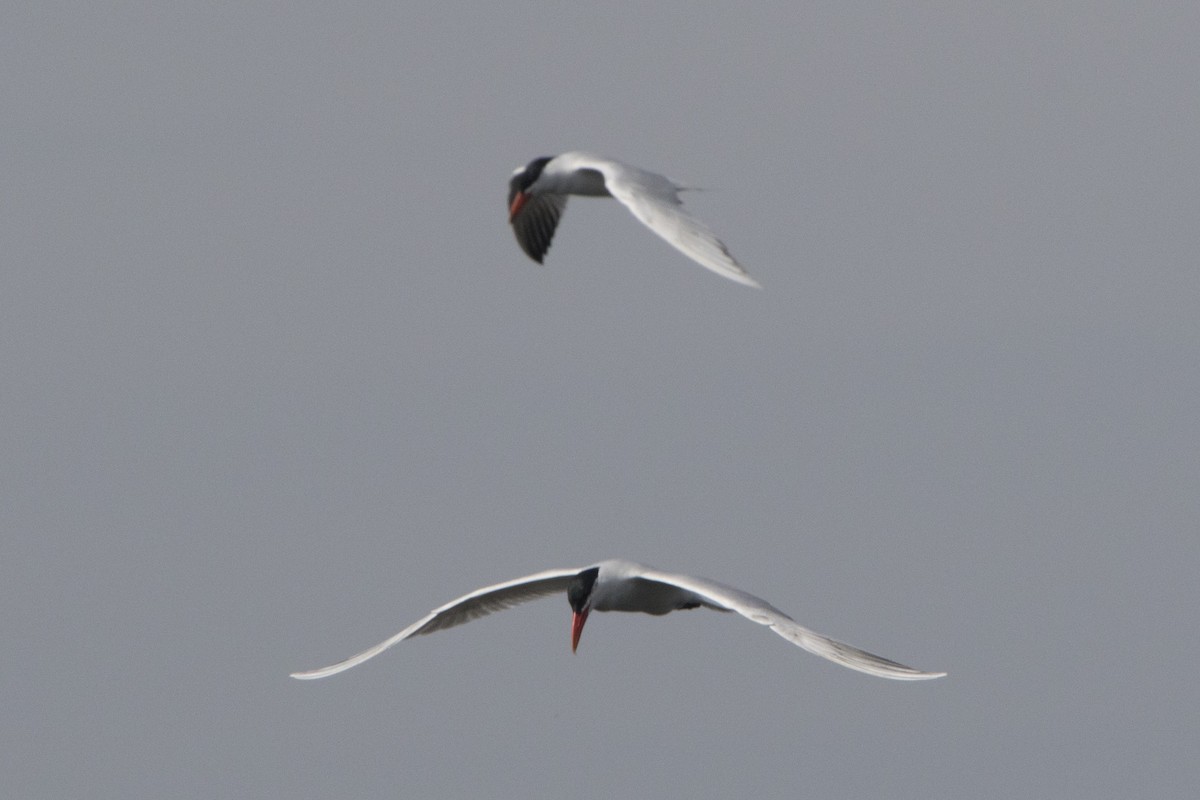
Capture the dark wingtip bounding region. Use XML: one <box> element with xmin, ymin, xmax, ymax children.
<box><xmin>510</xmin><ymin>192</ymin><xmax>564</xmax><ymax>265</ymax></box>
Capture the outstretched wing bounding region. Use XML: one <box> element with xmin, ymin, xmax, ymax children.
<box><xmin>636</xmin><ymin>567</ymin><xmax>945</xmax><ymax>681</ymax></box>
<box><xmin>291</xmin><ymin>568</ymin><xmax>581</xmax><ymax>680</ymax></box>
<box><xmin>599</xmin><ymin>161</ymin><xmax>760</xmax><ymax>288</ymax></box>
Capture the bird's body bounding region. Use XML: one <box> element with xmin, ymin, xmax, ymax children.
<box><xmin>507</xmin><ymin>152</ymin><xmax>761</xmax><ymax>288</ymax></box>
<box><xmin>583</xmin><ymin>559</ymin><xmax>719</xmax><ymax>614</ymax></box>
<box><xmin>291</xmin><ymin>559</ymin><xmax>944</xmax><ymax>682</ymax></box>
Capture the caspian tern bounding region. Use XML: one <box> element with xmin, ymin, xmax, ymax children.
<box><xmin>291</xmin><ymin>559</ymin><xmax>944</xmax><ymax>681</ymax></box>
<box><xmin>507</xmin><ymin>152</ymin><xmax>761</xmax><ymax>288</ymax></box>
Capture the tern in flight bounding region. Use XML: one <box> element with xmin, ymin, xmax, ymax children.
<box><xmin>507</xmin><ymin>152</ymin><xmax>761</xmax><ymax>288</ymax></box>
<box><xmin>292</xmin><ymin>559</ymin><xmax>944</xmax><ymax>681</ymax></box>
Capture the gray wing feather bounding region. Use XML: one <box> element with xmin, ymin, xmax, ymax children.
<box><xmin>602</xmin><ymin>170</ymin><xmax>761</xmax><ymax>288</ymax></box>
<box><xmin>637</xmin><ymin>568</ymin><xmax>945</xmax><ymax>681</ymax></box>
<box><xmin>511</xmin><ymin>194</ymin><xmax>568</xmax><ymax>263</ymax></box>
<box><xmin>291</xmin><ymin>568</ymin><xmax>580</xmax><ymax>680</ymax></box>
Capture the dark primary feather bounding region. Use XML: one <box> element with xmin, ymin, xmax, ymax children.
<box><xmin>511</xmin><ymin>193</ymin><xmax>567</xmax><ymax>263</ymax></box>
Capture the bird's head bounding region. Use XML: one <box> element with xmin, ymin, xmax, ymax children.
<box><xmin>566</xmin><ymin>566</ymin><xmax>600</xmax><ymax>653</ymax></box>
<box><xmin>507</xmin><ymin>156</ymin><xmax>554</xmax><ymax>221</ymax></box>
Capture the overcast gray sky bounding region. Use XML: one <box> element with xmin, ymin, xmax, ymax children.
<box><xmin>4</xmin><ymin>3</ymin><xmax>1198</xmax><ymax>797</ymax></box>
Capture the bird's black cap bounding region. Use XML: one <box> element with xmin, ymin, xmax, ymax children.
<box><xmin>507</xmin><ymin>155</ymin><xmax>554</xmax><ymax>210</ymax></box>
<box><xmin>567</xmin><ymin>566</ymin><xmax>600</xmax><ymax>613</ymax></box>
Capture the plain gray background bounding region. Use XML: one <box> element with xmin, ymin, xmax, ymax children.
<box><xmin>5</xmin><ymin>3</ymin><xmax>1198</xmax><ymax>797</ymax></box>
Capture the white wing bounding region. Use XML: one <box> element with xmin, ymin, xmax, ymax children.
<box><xmin>597</xmin><ymin>159</ymin><xmax>761</xmax><ymax>289</ymax></box>
<box><xmin>290</xmin><ymin>568</ymin><xmax>581</xmax><ymax>680</ymax></box>
<box><xmin>636</xmin><ymin>566</ymin><xmax>946</xmax><ymax>681</ymax></box>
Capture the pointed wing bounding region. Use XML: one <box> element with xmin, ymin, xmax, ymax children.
<box><xmin>636</xmin><ymin>567</ymin><xmax>946</xmax><ymax>681</ymax></box>
<box><xmin>600</xmin><ymin>164</ymin><xmax>761</xmax><ymax>288</ymax></box>
<box><xmin>291</xmin><ymin>567</ymin><xmax>581</xmax><ymax>680</ymax></box>
<box><xmin>510</xmin><ymin>193</ymin><xmax>568</xmax><ymax>264</ymax></box>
